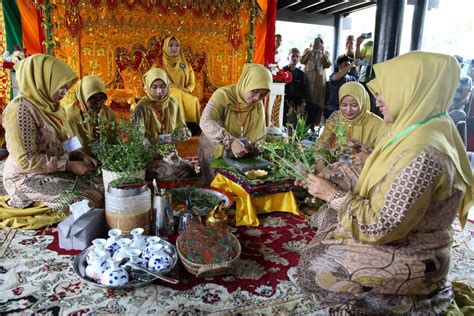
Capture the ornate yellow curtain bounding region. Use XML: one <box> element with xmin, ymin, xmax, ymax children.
<box><xmin>51</xmin><ymin>0</ymin><xmax>251</xmax><ymax>109</ymax></box>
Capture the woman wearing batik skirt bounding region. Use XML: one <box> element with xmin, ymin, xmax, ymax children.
<box><xmin>2</xmin><ymin>54</ymin><xmax>103</xmax><ymax>213</ymax></box>
<box><xmin>296</xmin><ymin>52</ymin><xmax>473</xmax><ymax>314</ymax></box>
<box><xmin>133</xmin><ymin>68</ymin><xmax>194</xmax><ymax>181</ymax></box>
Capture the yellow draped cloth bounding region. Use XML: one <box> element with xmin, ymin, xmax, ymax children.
<box><xmin>162</xmin><ymin>36</ymin><xmax>201</xmax><ymax>123</ymax></box>
<box><xmin>133</xmin><ymin>68</ymin><xmax>185</xmax><ymax>142</ymax></box>
<box><xmin>315</xmin><ymin>81</ymin><xmax>383</xmax><ymax>150</ymax></box>
<box><xmin>211</xmin><ymin>173</ymin><xmax>302</xmax><ymax>226</ymax></box>
<box><xmin>360</xmin><ymin>51</ymin><xmax>473</xmax><ymax>228</ymax></box>
<box><xmin>0</xmin><ymin>196</ymin><xmax>64</xmax><ymax>229</ymax></box>
<box><xmin>65</xmin><ymin>75</ymin><xmax>115</xmax><ymax>155</ymax></box>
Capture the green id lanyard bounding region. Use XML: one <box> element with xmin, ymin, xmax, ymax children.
<box><xmin>382</xmin><ymin>111</ymin><xmax>447</xmax><ymax>152</ymax></box>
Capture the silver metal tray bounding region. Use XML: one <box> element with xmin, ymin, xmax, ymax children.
<box><xmin>73</xmin><ymin>237</ymin><xmax>178</xmax><ymax>289</ymax></box>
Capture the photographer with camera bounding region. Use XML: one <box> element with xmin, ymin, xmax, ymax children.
<box><xmin>355</xmin><ymin>33</ymin><xmax>373</xmax><ymax>83</ymax></box>
<box><xmin>300</xmin><ymin>36</ymin><xmax>332</xmax><ymax>126</ymax></box>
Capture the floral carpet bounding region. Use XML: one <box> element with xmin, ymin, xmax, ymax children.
<box><xmin>0</xmin><ymin>213</ymin><xmax>473</xmax><ymax>315</ymax></box>
<box><xmin>0</xmin><ymin>213</ymin><xmax>323</xmax><ymax>314</ymax></box>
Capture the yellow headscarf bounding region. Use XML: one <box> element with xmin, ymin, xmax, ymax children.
<box><xmin>10</xmin><ymin>54</ymin><xmax>77</xmax><ymax>141</ymax></box>
<box><xmin>162</xmin><ymin>36</ymin><xmax>192</xmax><ymax>87</ymax></box>
<box><xmin>64</xmin><ymin>75</ymin><xmax>114</xmax><ymax>155</ymax></box>
<box><xmin>74</xmin><ymin>75</ymin><xmax>107</xmax><ymax>113</ymax></box>
<box><xmin>134</xmin><ymin>68</ymin><xmax>185</xmax><ymax>142</ymax></box>
<box><xmin>337</xmin><ymin>81</ymin><xmax>383</xmax><ymax>147</ymax></box>
<box><xmin>358</xmin><ymin>51</ymin><xmax>473</xmax><ymax>227</ymax></box>
<box><xmin>209</xmin><ymin>63</ymin><xmax>272</xmax><ymax>142</ymax></box>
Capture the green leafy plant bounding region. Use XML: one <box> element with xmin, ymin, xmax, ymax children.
<box><xmin>332</xmin><ymin>121</ymin><xmax>350</xmax><ymax>147</ymax></box>
<box><xmin>259</xmin><ymin>137</ymin><xmax>315</xmax><ymax>180</ymax></box>
<box><xmin>86</xmin><ymin>114</ymin><xmax>174</xmax><ymax>174</ymax></box>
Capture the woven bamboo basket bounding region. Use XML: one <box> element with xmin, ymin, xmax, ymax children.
<box><xmin>176</xmin><ymin>233</ymin><xmax>241</xmax><ymax>278</ymax></box>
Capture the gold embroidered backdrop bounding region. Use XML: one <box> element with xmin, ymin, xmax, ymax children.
<box><xmin>52</xmin><ymin>0</ymin><xmax>252</xmax><ymax>111</ymax></box>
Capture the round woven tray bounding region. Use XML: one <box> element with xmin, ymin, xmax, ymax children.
<box><xmin>176</xmin><ymin>233</ymin><xmax>241</xmax><ymax>278</ymax></box>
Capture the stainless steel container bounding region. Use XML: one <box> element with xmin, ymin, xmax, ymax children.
<box><xmin>153</xmin><ymin>188</ymin><xmax>173</xmax><ymax>236</ymax></box>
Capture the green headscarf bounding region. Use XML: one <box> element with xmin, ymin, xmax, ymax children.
<box><xmin>337</xmin><ymin>81</ymin><xmax>383</xmax><ymax>147</ymax></box>
<box><xmin>358</xmin><ymin>51</ymin><xmax>473</xmax><ymax>227</ymax></box>
<box><xmin>12</xmin><ymin>54</ymin><xmax>78</xmax><ymax>141</ymax></box>
<box><xmin>134</xmin><ymin>68</ymin><xmax>185</xmax><ymax>142</ymax></box>
<box><xmin>209</xmin><ymin>63</ymin><xmax>272</xmax><ymax>142</ymax></box>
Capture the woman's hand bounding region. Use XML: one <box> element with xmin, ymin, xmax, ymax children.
<box><xmin>349</xmin><ymin>152</ymin><xmax>369</xmax><ymax>167</ymax></box>
<box><xmin>66</xmin><ymin>161</ymin><xmax>95</xmax><ymax>176</ymax></box>
<box><xmin>72</xmin><ymin>151</ymin><xmax>98</xmax><ymax>169</ymax></box>
<box><xmin>306</xmin><ymin>173</ymin><xmax>337</xmax><ymax>202</ymax></box>
<box><xmin>231</xmin><ymin>138</ymin><xmax>247</xmax><ymax>158</ymax></box>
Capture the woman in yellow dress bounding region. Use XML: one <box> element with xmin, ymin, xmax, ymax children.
<box><xmin>312</xmin><ymin>81</ymin><xmax>384</xmax><ymax>192</ymax></box>
<box><xmin>133</xmin><ymin>68</ymin><xmax>194</xmax><ymax>181</ymax></box>
<box><xmin>65</xmin><ymin>75</ymin><xmax>115</xmax><ymax>156</ymax></box>
<box><xmin>198</xmin><ymin>63</ymin><xmax>272</xmax><ymax>185</ymax></box>
<box><xmin>296</xmin><ymin>51</ymin><xmax>473</xmax><ymax>314</ymax></box>
<box><xmin>1</xmin><ymin>54</ymin><xmax>103</xmax><ymax>228</ymax></box>
<box><xmin>162</xmin><ymin>36</ymin><xmax>201</xmax><ymax>124</ymax></box>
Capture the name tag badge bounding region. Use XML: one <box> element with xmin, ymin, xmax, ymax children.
<box><xmin>63</xmin><ymin>136</ymin><xmax>83</xmax><ymax>153</ymax></box>
<box><xmin>158</xmin><ymin>133</ymin><xmax>172</xmax><ymax>144</ymax></box>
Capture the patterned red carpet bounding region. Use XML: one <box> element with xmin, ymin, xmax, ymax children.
<box><xmin>0</xmin><ymin>213</ymin><xmax>323</xmax><ymax>314</ymax></box>
<box><xmin>0</xmin><ymin>212</ymin><xmax>473</xmax><ymax>314</ymax></box>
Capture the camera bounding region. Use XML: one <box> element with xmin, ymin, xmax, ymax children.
<box><xmin>361</xmin><ymin>32</ymin><xmax>372</xmax><ymax>39</ymax></box>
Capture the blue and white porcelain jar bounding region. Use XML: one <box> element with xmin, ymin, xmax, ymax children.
<box><xmin>130</xmin><ymin>228</ymin><xmax>147</xmax><ymax>251</ymax></box>
<box><xmin>113</xmin><ymin>238</ymin><xmax>132</xmax><ymax>261</ymax></box>
<box><xmin>147</xmin><ymin>245</ymin><xmax>172</xmax><ymax>272</ymax></box>
<box><xmin>100</xmin><ymin>258</ymin><xmax>129</xmax><ymax>287</ymax></box>
<box><xmin>105</xmin><ymin>228</ymin><xmax>122</xmax><ymax>255</ymax></box>
<box><xmin>141</xmin><ymin>236</ymin><xmax>162</xmax><ymax>261</ymax></box>
<box><xmin>85</xmin><ymin>249</ymin><xmax>108</xmax><ymax>281</ymax></box>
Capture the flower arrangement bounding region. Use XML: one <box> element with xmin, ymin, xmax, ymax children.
<box><xmin>267</xmin><ymin>63</ymin><xmax>292</xmax><ymax>83</ymax></box>
<box><xmin>2</xmin><ymin>45</ymin><xmax>26</xmax><ymax>70</ymax></box>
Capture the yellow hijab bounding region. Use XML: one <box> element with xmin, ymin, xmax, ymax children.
<box><xmin>74</xmin><ymin>75</ymin><xmax>106</xmax><ymax>113</ymax></box>
<box><xmin>209</xmin><ymin>63</ymin><xmax>272</xmax><ymax>142</ymax></box>
<box><xmin>11</xmin><ymin>54</ymin><xmax>77</xmax><ymax>141</ymax></box>
<box><xmin>65</xmin><ymin>75</ymin><xmax>114</xmax><ymax>154</ymax></box>
<box><xmin>162</xmin><ymin>36</ymin><xmax>192</xmax><ymax>87</ymax></box>
<box><xmin>337</xmin><ymin>81</ymin><xmax>383</xmax><ymax>146</ymax></box>
<box><xmin>135</xmin><ymin>68</ymin><xmax>185</xmax><ymax>141</ymax></box>
<box><xmin>358</xmin><ymin>51</ymin><xmax>473</xmax><ymax>227</ymax></box>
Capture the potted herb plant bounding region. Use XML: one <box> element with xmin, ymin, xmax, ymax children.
<box><xmin>87</xmin><ymin>115</ymin><xmax>173</xmax><ymax>190</ymax></box>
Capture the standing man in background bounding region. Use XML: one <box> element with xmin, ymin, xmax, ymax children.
<box><xmin>274</xmin><ymin>34</ymin><xmax>282</xmax><ymax>67</ymax></box>
<box><xmin>300</xmin><ymin>36</ymin><xmax>332</xmax><ymax>126</ymax></box>
<box><xmin>355</xmin><ymin>34</ymin><xmax>373</xmax><ymax>83</ymax></box>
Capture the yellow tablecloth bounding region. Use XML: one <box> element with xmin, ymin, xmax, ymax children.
<box><xmin>211</xmin><ymin>173</ymin><xmax>303</xmax><ymax>226</ymax></box>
